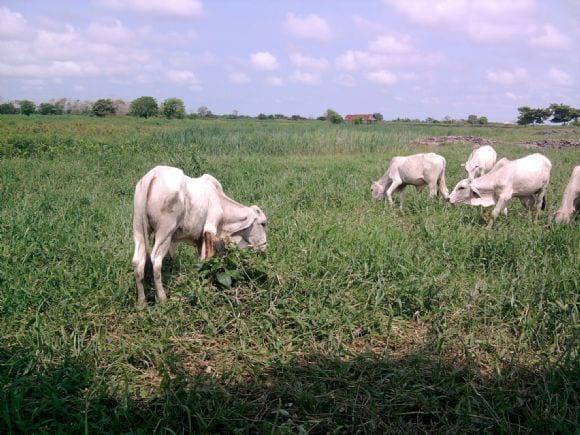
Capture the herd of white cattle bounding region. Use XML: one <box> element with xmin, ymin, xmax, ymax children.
<box><xmin>132</xmin><ymin>147</ymin><xmax>579</xmax><ymax>304</ymax></box>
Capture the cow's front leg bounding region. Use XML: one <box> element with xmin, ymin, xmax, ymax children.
<box><xmin>488</xmin><ymin>195</ymin><xmax>510</xmax><ymax>228</ymax></box>
<box><xmin>201</xmin><ymin>231</ymin><xmax>219</xmax><ymax>259</ymax></box>
<box><xmin>385</xmin><ymin>180</ymin><xmax>401</xmax><ymax>206</ymax></box>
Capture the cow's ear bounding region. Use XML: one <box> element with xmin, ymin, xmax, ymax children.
<box><xmin>470</xmin><ymin>185</ymin><xmax>482</xmax><ymax>198</ymax></box>
<box><xmin>222</xmin><ymin>214</ymin><xmax>255</xmax><ymax>235</ymax></box>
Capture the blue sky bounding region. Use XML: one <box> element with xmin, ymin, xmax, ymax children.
<box><xmin>0</xmin><ymin>0</ymin><xmax>578</xmax><ymax>121</ymax></box>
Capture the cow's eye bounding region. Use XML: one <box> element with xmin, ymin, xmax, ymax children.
<box><xmin>458</xmin><ymin>186</ymin><xmax>464</xmax><ymax>190</ymax></box>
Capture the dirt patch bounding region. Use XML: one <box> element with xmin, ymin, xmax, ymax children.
<box><xmin>418</xmin><ymin>135</ymin><xmax>496</xmax><ymax>148</ymax></box>
<box><xmin>520</xmin><ymin>139</ymin><xmax>580</xmax><ymax>149</ymax></box>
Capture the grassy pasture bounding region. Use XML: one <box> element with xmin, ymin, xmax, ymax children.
<box><xmin>0</xmin><ymin>115</ymin><xmax>578</xmax><ymax>433</ymax></box>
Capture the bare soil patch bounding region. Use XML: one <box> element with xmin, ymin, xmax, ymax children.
<box><xmin>418</xmin><ymin>135</ymin><xmax>496</xmax><ymax>147</ymax></box>
<box><xmin>520</xmin><ymin>139</ymin><xmax>580</xmax><ymax>149</ymax></box>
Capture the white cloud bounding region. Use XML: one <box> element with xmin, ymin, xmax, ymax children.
<box><xmin>266</xmin><ymin>76</ymin><xmax>284</xmax><ymax>86</ymax></box>
<box><xmin>505</xmin><ymin>91</ymin><xmax>518</xmax><ymax>100</ymax></box>
<box><xmin>250</xmin><ymin>51</ymin><xmax>279</xmax><ymax>70</ymax></box>
<box><xmin>335</xmin><ymin>74</ymin><xmax>356</xmax><ymax>87</ymax></box>
<box><xmin>352</xmin><ymin>15</ymin><xmax>384</xmax><ymax>33</ymax></box>
<box><xmin>289</xmin><ymin>53</ymin><xmax>329</xmax><ymax>70</ymax></box>
<box><xmin>366</xmin><ymin>70</ymin><xmax>398</xmax><ymax>85</ymax></box>
<box><xmin>284</xmin><ymin>12</ymin><xmax>331</xmax><ymax>41</ymax></box>
<box><xmin>0</xmin><ymin>61</ymin><xmax>101</xmax><ymax>77</ymax></box>
<box><xmin>97</xmin><ymin>0</ymin><xmax>203</xmax><ymax>17</ymax></box>
<box><xmin>486</xmin><ymin>68</ymin><xmax>528</xmax><ymax>85</ymax></box>
<box><xmin>289</xmin><ymin>70</ymin><xmax>320</xmax><ymax>85</ymax></box>
<box><xmin>0</xmin><ymin>7</ymin><xmax>29</xmax><ymax>38</ymax></box>
<box><xmin>466</xmin><ymin>22</ymin><xmax>523</xmax><ymax>42</ymax></box>
<box><xmin>531</xmin><ymin>24</ymin><xmax>571</xmax><ymax>49</ymax></box>
<box><xmin>548</xmin><ymin>68</ymin><xmax>573</xmax><ymax>85</ymax></box>
<box><xmin>166</xmin><ymin>69</ymin><xmax>202</xmax><ymax>90</ymax></box>
<box><xmin>336</xmin><ymin>49</ymin><xmax>442</xmax><ymax>71</ymax></box>
<box><xmin>86</xmin><ymin>19</ymin><xmax>135</xmax><ymax>45</ymax></box>
<box><xmin>229</xmin><ymin>71</ymin><xmax>250</xmax><ymax>84</ymax></box>
<box><xmin>384</xmin><ymin>0</ymin><xmax>536</xmax><ymax>42</ymax></box>
<box><xmin>369</xmin><ymin>34</ymin><xmax>412</xmax><ymax>54</ymax></box>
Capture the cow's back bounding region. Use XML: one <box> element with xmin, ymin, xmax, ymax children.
<box><xmin>501</xmin><ymin>154</ymin><xmax>551</xmax><ymax>195</ymax></box>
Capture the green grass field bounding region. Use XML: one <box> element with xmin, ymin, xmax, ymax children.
<box><xmin>1</xmin><ymin>115</ymin><xmax>578</xmax><ymax>433</ymax></box>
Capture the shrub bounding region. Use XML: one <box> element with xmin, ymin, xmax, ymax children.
<box><xmin>326</xmin><ymin>109</ymin><xmax>343</xmax><ymax>124</ymax></box>
<box><xmin>0</xmin><ymin>102</ymin><xmax>19</xmax><ymax>114</ymax></box>
<box><xmin>38</xmin><ymin>103</ymin><xmax>57</xmax><ymax>115</ymax></box>
<box><xmin>92</xmin><ymin>99</ymin><xmax>116</xmax><ymax>117</ymax></box>
<box><xmin>161</xmin><ymin>98</ymin><xmax>186</xmax><ymax>119</ymax></box>
<box><xmin>18</xmin><ymin>100</ymin><xmax>36</xmax><ymax>116</ymax></box>
<box><xmin>130</xmin><ymin>96</ymin><xmax>158</xmax><ymax>118</ymax></box>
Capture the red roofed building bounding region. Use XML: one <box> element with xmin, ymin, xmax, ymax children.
<box><xmin>345</xmin><ymin>114</ymin><xmax>377</xmax><ymax>123</ymax></box>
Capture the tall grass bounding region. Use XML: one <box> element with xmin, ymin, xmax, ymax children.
<box><xmin>0</xmin><ymin>116</ymin><xmax>578</xmax><ymax>432</ymax></box>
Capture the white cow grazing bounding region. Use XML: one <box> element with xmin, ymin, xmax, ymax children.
<box><xmin>462</xmin><ymin>145</ymin><xmax>497</xmax><ymax>180</ymax></box>
<box><xmin>132</xmin><ymin>166</ymin><xmax>268</xmax><ymax>305</ymax></box>
<box><xmin>449</xmin><ymin>153</ymin><xmax>552</xmax><ymax>228</ymax></box>
<box><xmin>554</xmin><ymin>165</ymin><xmax>580</xmax><ymax>224</ymax></box>
<box><xmin>371</xmin><ymin>153</ymin><xmax>449</xmax><ymax>209</ymax></box>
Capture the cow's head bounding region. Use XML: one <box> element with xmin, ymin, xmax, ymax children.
<box><xmin>371</xmin><ymin>181</ymin><xmax>385</xmax><ymax>200</ymax></box>
<box><xmin>449</xmin><ymin>179</ymin><xmax>495</xmax><ymax>207</ymax></box>
<box><xmin>222</xmin><ymin>205</ymin><xmax>268</xmax><ymax>251</ymax></box>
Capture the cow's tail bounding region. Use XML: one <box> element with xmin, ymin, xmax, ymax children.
<box><xmin>541</xmin><ymin>195</ymin><xmax>546</xmax><ymax>211</ymax></box>
<box><xmin>438</xmin><ymin>159</ymin><xmax>449</xmax><ymax>200</ymax></box>
<box><xmin>132</xmin><ymin>170</ymin><xmax>156</xmax><ymax>277</ymax></box>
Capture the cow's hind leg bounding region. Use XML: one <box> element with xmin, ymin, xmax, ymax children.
<box><xmin>428</xmin><ymin>181</ymin><xmax>438</xmax><ymax>199</ymax></box>
<box><xmin>150</xmin><ymin>226</ymin><xmax>177</xmax><ymax>303</ymax></box>
<box><xmin>132</xmin><ymin>234</ymin><xmax>148</xmax><ymax>307</ymax></box>
<box><xmin>168</xmin><ymin>241</ymin><xmax>178</xmax><ymax>260</ymax></box>
<box><xmin>398</xmin><ymin>186</ymin><xmax>407</xmax><ymax>210</ymax></box>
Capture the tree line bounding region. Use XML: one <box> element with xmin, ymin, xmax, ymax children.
<box><xmin>1</xmin><ymin>97</ymin><xmax>578</xmax><ymax>125</ymax></box>
<box><xmin>517</xmin><ymin>104</ymin><xmax>579</xmax><ymax>125</ymax></box>
<box><xmin>0</xmin><ymin>97</ymin><xmax>190</xmax><ymax>119</ymax></box>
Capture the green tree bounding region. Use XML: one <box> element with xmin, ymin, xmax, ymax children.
<box><xmin>478</xmin><ymin>116</ymin><xmax>488</xmax><ymax>125</ymax></box>
<box><xmin>326</xmin><ymin>109</ymin><xmax>343</xmax><ymax>124</ymax></box>
<box><xmin>373</xmin><ymin>112</ymin><xmax>383</xmax><ymax>121</ymax></box>
<box><xmin>517</xmin><ymin>106</ymin><xmax>550</xmax><ymax>125</ymax></box>
<box><xmin>161</xmin><ymin>98</ymin><xmax>186</xmax><ymax>119</ymax></box>
<box><xmin>467</xmin><ymin>114</ymin><xmax>478</xmax><ymax>125</ymax></box>
<box><xmin>130</xmin><ymin>96</ymin><xmax>158</xmax><ymax>118</ymax></box>
<box><xmin>257</xmin><ymin>113</ymin><xmax>267</xmax><ymax>120</ymax></box>
<box><xmin>549</xmin><ymin>103</ymin><xmax>578</xmax><ymax>124</ymax></box>
<box><xmin>38</xmin><ymin>103</ymin><xmax>57</xmax><ymax>115</ymax></box>
<box><xmin>92</xmin><ymin>99</ymin><xmax>116</xmax><ymax>117</ymax></box>
<box><xmin>19</xmin><ymin>100</ymin><xmax>36</xmax><ymax>116</ymax></box>
<box><xmin>0</xmin><ymin>102</ymin><xmax>18</xmax><ymax>114</ymax></box>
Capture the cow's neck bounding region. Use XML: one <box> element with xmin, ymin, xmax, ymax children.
<box><xmin>377</xmin><ymin>173</ymin><xmax>391</xmax><ymax>188</ymax></box>
<box><xmin>472</xmin><ymin>173</ymin><xmax>497</xmax><ymax>193</ymax></box>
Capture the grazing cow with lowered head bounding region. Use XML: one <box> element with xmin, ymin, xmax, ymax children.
<box><xmin>449</xmin><ymin>153</ymin><xmax>552</xmax><ymax>228</ymax></box>
<box><xmin>371</xmin><ymin>153</ymin><xmax>449</xmax><ymax>209</ymax></box>
<box><xmin>132</xmin><ymin>166</ymin><xmax>267</xmax><ymax>305</ymax></box>
<box><xmin>462</xmin><ymin>145</ymin><xmax>497</xmax><ymax>180</ymax></box>
<box><xmin>554</xmin><ymin>165</ymin><xmax>580</xmax><ymax>224</ymax></box>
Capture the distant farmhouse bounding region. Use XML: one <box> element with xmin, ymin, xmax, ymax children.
<box><xmin>344</xmin><ymin>114</ymin><xmax>377</xmax><ymax>123</ymax></box>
